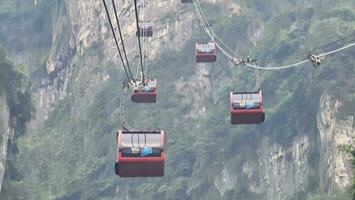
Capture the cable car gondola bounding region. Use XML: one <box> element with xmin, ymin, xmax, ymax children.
<box><xmin>131</xmin><ymin>78</ymin><xmax>157</xmax><ymax>103</ymax></box>
<box><xmin>136</xmin><ymin>21</ymin><xmax>153</xmax><ymax>37</ymax></box>
<box><xmin>115</xmin><ymin>130</ymin><xmax>165</xmax><ymax>177</ymax></box>
<box><xmin>196</xmin><ymin>42</ymin><xmax>217</xmax><ymax>63</ymax></box>
<box><xmin>230</xmin><ymin>91</ymin><xmax>265</xmax><ymax>124</ymax></box>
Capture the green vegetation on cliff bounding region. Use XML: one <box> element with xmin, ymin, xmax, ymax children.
<box><xmin>0</xmin><ymin>46</ymin><xmax>32</xmax><ymax>138</ymax></box>
<box><xmin>351</xmin><ymin>149</ymin><xmax>355</xmax><ymax>200</ymax></box>
<box><xmin>0</xmin><ymin>45</ymin><xmax>33</xmax><ymax>200</ymax></box>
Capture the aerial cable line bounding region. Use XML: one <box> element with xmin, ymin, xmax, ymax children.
<box><xmin>318</xmin><ymin>41</ymin><xmax>355</xmax><ymax>57</ymax></box>
<box><xmin>252</xmin><ymin>69</ymin><xmax>261</xmax><ymax>91</ymax></box>
<box><xmin>193</xmin><ymin>0</ymin><xmax>244</xmax><ymax>62</ymax></box>
<box><xmin>194</xmin><ymin>0</ymin><xmax>234</xmax><ymax>56</ymax></box>
<box><xmin>112</xmin><ymin>0</ymin><xmax>134</xmax><ymax>79</ymax></box>
<box><xmin>194</xmin><ymin>0</ymin><xmax>309</xmax><ymax>70</ymax></box>
<box><xmin>195</xmin><ymin>0</ymin><xmax>260</xmax><ymax>93</ymax></box>
<box><xmin>143</xmin><ymin>0</ymin><xmax>149</xmax><ymax>78</ymax></box>
<box><xmin>194</xmin><ymin>0</ymin><xmax>242</xmax><ymax>59</ymax></box>
<box><xmin>195</xmin><ymin>0</ymin><xmax>262</xmax><ymax>65</ymax></box>
<box><xmin>310</xmin><ymin>32</ymin><xmax>355</xmax><ymax>53</ymax></box>
<box><xmin>321</xmin><ymin>37</ymin><xmax>355</xmax><ymax>54</ymax></box>
<box><xmin>245</xmin><ymin>60</ymin><xmax>309</xmax><ymax>70</ymax></box>
<box><xmin>245</xmin><ymin>41</ymin><xmax>355</xmax><ymax>70</ymax></box>
<box><xmin>141</xmin><ymin>0</ymin><xmax>148</xmax><ymax>78</ymax></box>
<box><xmin>117</xmin><ymin>83</ymin><xmax>132</xmax><ymax>130</ymax></box>
<box><xmin>193</xmin><ymin>0</ymin><xmax>355</xmax><ymax>70</ymax></box>
<box><xmin>192</xmin><ymin>2</ymin><xmax>232</xmax><ymax>58</ymax></box>
<box><xmin>133</xmin><ymin>0</ymin><xmax>145</xmax><ymax>82</ymax></box>
<box><xmin>102</xmin><ymin>0</ymin><xmax>133</xmax><ymax>80</ymax></box>
<box><xmin>311</xmin><ymin>37</ymin><xmax>355</xmax><ymax>58</ymax></box>
<box><xmin>134</xmin><ymin>0</ymin><xmax>146</xmax><ymax>79</ymax></box>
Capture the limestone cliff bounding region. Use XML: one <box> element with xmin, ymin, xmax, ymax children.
<box><xmin>0</xmin><ymin>96</ymin><xmax>10</xmax><ymax>190</ymax></box>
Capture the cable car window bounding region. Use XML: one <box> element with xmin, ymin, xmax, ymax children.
<box><xmin>120</xmin><ymin>133</ymin><xmax>162</xmax><ymax>149</ymax></box>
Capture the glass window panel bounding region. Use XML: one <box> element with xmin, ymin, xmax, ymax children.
<box><xmin>121</xmin><ymin>133</ymin><xmax>162</xmax><ymax>149</ymax></box>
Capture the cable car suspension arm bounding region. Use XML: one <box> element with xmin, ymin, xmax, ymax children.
<box><xmin>133</xmin><ymin>0</ymin><xmax>145</xmax><ymax>82</ymax></box>
<box><xmin>112</xmin><ymin>0</ymin><xmax>134</xmax><ymax>79</ymax></box>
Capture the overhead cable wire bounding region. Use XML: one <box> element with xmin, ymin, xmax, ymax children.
<box><xmin>321</xmin><ymin>37</ymin><xmax>355</xmax><ymax>54</ymax></box>
<box><xmin>193</xmin><ymin>0</ymin><xmax>243</xmax><ymax>61</ymax></box>
<box><xmin>193</xmin><ymin>0</ymin><xmax>355</xmax><ymax>71</ymax></box>
<box><xmin>192</xmin><ymin>1</ymin><xmax>236</xmax><ymax>61</ymax></box>
<box><xmin>245</xmin><ymin>41</ymin><xmax>355</xmax><ymax>70</ymax></box>
<box><xmin>310</xmin><ymin>32</ymin><xmax>355</xmax><ymax>52</ymax></box>
<box><xmin>118</xmin><ymin>84</ymin><xmax>132</xmax><ymax>130</ymax></box>
<box><xmin>319</xmin><ymin>41</ymin><xmax>355</xmax><ymax>57</ymax></box>
<box><xmin>112</xmin><ymin>0</ymin><xmax>134</xmax><ymax>79</ymax></box>
<box><xmin>142</xmin><ymin>0</ymin><xmax>149</xmax><ymax>78</ymax></box>
<box><xmin>102</xmin><ymin>0</ymin><xmax>132</xmax><ymax>80</ymax></box>
<box><xmin>195</xmin><ymin>0</ymin><xmax>262</xmax><ymax>90</ymax></box>
<box><xmin>252</xmin><ymin>69</ymin><xmax>261</xmax><ymax>91</ymax></box>
<box><xmin>245</xmin><ymin>60</ymin><xmax>309</xmax><ymax>70</ymax></box>
<box><xmin>133</xmin><ymin>0</ymin><xmax>145</xmax><ymax>81</ymax></box>
<box><xmin>194</xmin><ymin>0</ymin><xmax>243</xmax><ymax>59</ymax></box>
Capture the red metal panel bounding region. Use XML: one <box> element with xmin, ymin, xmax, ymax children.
<box><xmin>196</xmin><ymin>54</ymin><xmax>217</xmax><ymax>63</ymax></box>
<box><xmin>118</xmin><ymin>156</ymin><xmax>164</xmax><ymax>177</ymax></box>
<box><xmin>131</xmin><ymin>91</ymin><xmax>157</xmax><ymax>103</ymax></box>
<box><xmin>116</xmin><ymin>130</ymin><xmax>165</xmax><ymax>177</ymax></box>
<box><xmin>131</xmin><ymin>79</ymin><xmax>157</xmax><ymax>103</ymax></box>
<box><xmin>230</xmin><ymin>92</ymin><xmax>265</xmax><ymax>124</ymax></box>
<box><xmin>231</xmin><ymin>112</ymin><xmax>265</xmax><ymax>124</ymax></box>
<box><xmin>116</xmin><ymin>130</ymin><xmax>122</xmax><ymax>162</ymax></box>
<box><xmin>196</xmin><ymin>42</ymin><xmax>217</xmax><ymax>63</ymax></box>
<box><xmin>119</xmin><ymin>154</ymin><xmax>164</xmax><ymax>162</ymax></box>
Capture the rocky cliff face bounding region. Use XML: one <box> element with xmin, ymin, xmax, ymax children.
<box><xmin>0</xmin><ymin>0</ymin><xmax>354</xmax><ymax>199</ymax></box>
<box><xmin>0</xmin><ymin>96</ymin><xmax>10</xmax><ymax>190</ymax></box>
<box><xmin>318</xmin><ymin>94</ymin><xmax>354</xmax><ymax>191</ymax></box>
<box><xmin>212</xmin><ymin>93</ymin><xmax>354</xmax><ymax>200</ymax></box>
<box><xmin>34</xmin><ymin>0</ymin><xmax>197</xmax><ymax>122</ymax></box>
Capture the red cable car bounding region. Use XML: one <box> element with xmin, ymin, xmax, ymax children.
<box><xmin>196</xmin><ymin>42</ymin><xmax>217</xmax><ymax>63</ymax></box>
<box><xmin>230</xmin><ymin>91</ymin><xmax>265</xmax><ymax>124</ymax></box>
<box><xmin>136</xmin><ymin>21</ymin><xmax>153</xmax><ymax>37</ymax></box>
<box><xmin>115</xmin><ymin>130</ymin><xmax>165</xmax><ymax>177</ymax></box>
<box><xmin>131</xmin><ymin>78</ymin><xmax>157</xmax><ymax>103</ymax></box>
<box><xmin>181</xmin><ymin>0</ymin><xmax>193</xmax><ymax>3</ymax></box>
